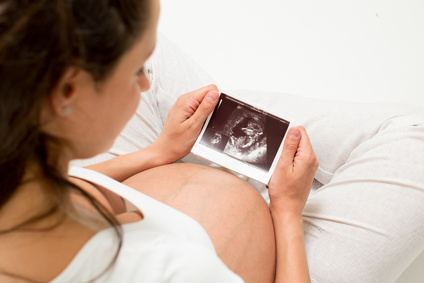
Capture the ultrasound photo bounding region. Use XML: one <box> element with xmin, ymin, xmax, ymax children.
<box><xmin>199</xmin><ymin>93</ymin><xmax>290</xmax><ymax>173</ymax></box>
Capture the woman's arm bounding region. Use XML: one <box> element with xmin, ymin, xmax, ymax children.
<box><xmin>272</xmin><ymin>212</ymin><xmax>310</xmax><ymax>283</ymax></box>
<box><xmin>86</xmin><ymin>85</ymin><xmax>219</xmax><ymax>182</ymax></box>
<box><xmin>268</xmin><ymin>127</ymin><xmax>318</xmax><ymax>283</ymax></box>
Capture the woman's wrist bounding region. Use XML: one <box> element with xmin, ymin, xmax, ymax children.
<box><xmin>148</xmin><ymin>139</ymin><xmax>183</xmax><ymax>165</ymax></box>
<box><xmin>270</xmin><ymin>200</ymin><xmax>304</xmax><ymax>218</ymax></box>
<box><xmin>272</xmin><ymin>209</ymin><xmax>310</xmax><ymax>283</ymax></box>
<box><xmin>271</xmin><ymin>209</ymin><xmax>305</xmax><ymax>238</ymax></box>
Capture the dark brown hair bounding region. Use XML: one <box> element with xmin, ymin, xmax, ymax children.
<box><xmin>0</xmin><ymin>0</ymin><xmax>150</xmax><ymax>281</ymax></box>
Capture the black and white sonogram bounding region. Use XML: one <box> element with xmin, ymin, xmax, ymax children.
<box><xmin>199</xmin><ymin>93</ymin><xmax>290</xmax><ymax>172</ymax></box>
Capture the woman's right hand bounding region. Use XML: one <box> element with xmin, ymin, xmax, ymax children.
<box><xmin>268</xmin><ymin>126</ymin><xmax>318</xmax><ymax>216</ymax></box>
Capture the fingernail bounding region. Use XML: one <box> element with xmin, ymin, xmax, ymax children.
<box><xmin>207</xmin><ymin>90</ymin><xmax>219</xmax><ymax>102</ymax></box>
<box><xmin>288</xmin><ymin>128</ymin><xmax>300</xmax><ymax>138</ymax></box>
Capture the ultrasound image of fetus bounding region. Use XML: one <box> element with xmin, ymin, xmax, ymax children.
<box><xmin>222</xmin><ymin>106</ymin><xmax>267</xmax><ymax>164</ymax></box>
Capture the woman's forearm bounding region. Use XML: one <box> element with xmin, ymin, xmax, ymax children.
<box><xmin>85</xmin><ymin>142</ymin><xmax>172</xmax><ymax>182</ymax></box>
<box><xmin>273</xmin><ymin>212</ymin><xmax>311</xmax><ymax>283</ymax></box>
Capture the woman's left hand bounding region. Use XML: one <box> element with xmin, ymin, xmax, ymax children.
<box><xmin>153</xmin><ymin>84</ymin><xmax>220</xmax><ymax>163</ymax></box>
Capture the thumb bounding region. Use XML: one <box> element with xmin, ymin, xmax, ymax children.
<box><xmin>191</xmin><ymin>90</ymin><xmax>220</xmax><ymax>122</ymax></box>
<box><xmin>281</xmin><ymin>127</ymin><xmax>301</xmax><ymax>167</ymax></box>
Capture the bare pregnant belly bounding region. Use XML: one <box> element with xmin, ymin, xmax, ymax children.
<box><xmin>124</xmin><ymin>163</ymin><xmax>260</xmax><ymax>214</ymax></box>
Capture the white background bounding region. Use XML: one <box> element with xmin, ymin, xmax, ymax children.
<box><xmin>158</xmin><ymin>0</ymin><xmax>424</xmax><ymax>282</ymax></box>
<box><xmin>159</xmin><ymin>0</ymin><xmax>424</xmax><ymax>107</ymax></box>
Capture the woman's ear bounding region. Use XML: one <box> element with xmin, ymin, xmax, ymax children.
<box><xmin>49</xmin><ymin>67</ymin><xmax>81</xmax><ymax>117</ymax></box>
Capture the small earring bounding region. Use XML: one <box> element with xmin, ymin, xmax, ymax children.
<box><xmin>64</xmin><ymin>106</ymin><xmax>71</xmax><ymax>116</ymax></box>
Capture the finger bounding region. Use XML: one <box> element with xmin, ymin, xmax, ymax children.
<box><xmin>190</xmin><ymin>89</ymin><xmax>220</xmax><ymax>123</ymax></box>
<box><xmin>297</xmin><ymin>126</ymin><xmax>313</xmax><ymax>151</ymax></box>
<box><xmin>294</xmin><ymin>127</ymin><xmax>315</xmax><ymax>158</ymax></box>
<box><xmin>189</xmin><ymin>84</ymin><xmax>219</xmax><ymax>102</ymax></box>
<box><xmin>280</xmin><ymin>127</ymin><xmax>301</xmax><ymax>168</ymax></box>
<box><xmin>296</xmin><ymin>126</ymin><xmax>318</xmax><ymax>168</ymax></box>
<box><xmin>172</xmin><ymin>85</ymin><xmax>218</xmax><ymax>120</ymax></box>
